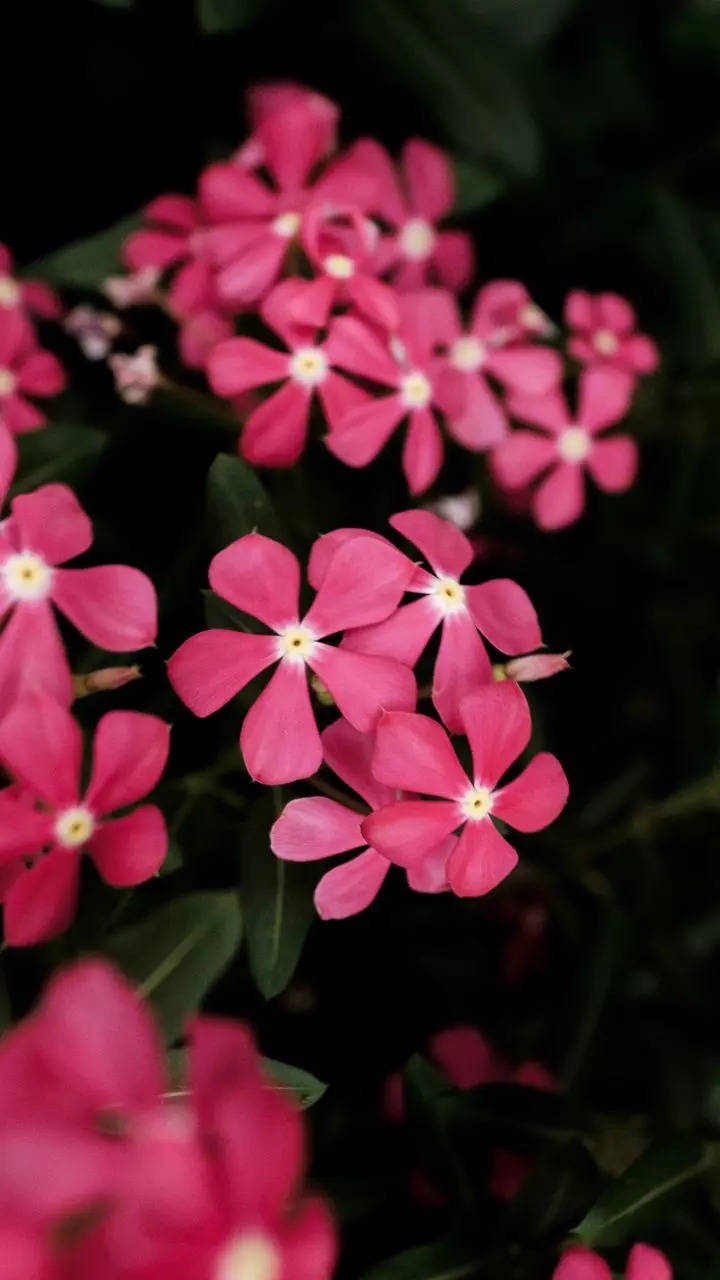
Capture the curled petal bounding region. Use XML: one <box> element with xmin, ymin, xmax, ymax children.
<box><xmin>241</xmin><ymin>661</ymin><xmax>322</xmax><ymax>785</ymax></box>
<box><xmin>315</xmin><ymin>849</ymin><xmax>389</xmax><ymax>919</ymax></box>
<box><xmin>168</xmin><ymin>630</ymin><xmax>278</xmax><ymax>717</ymax></box>
<box><xmin>271</xmin><ymin>797</ymin><xmax>365</xmax><ymax>862</ymax></box>
<box><xmin>493</xmin><ymin>753</ymin><xmax>569</xmax><ymax>832</ymax></box>
<box><xmin>209</xmin><ymin>532</ymin><xmax>300</xmax><ymax>631</ymax></box>
<box><xmin>447</xmin><ymin>818</ymin><xmax>518</xmax><ymax>897</ymax></box>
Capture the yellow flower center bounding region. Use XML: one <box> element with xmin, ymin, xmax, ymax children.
<box><xmin>0</xmin><ymin>276</ymin><xmax>20</xmax><ymax>308</ymax></box>
<box><xmin>399</xmin><ymin>217</ymin><xmax>436</xmax><ymax>261</ymax></box>
<box><xmin>272</xmin><ymin>211</ymin><xmax>301</xmax><ymax>239</ymax></box>
<box><xmin>432</xmin><ymin>576</ymin><xmax>466</xmax><ymax>615</ymax></box>
<box><xmin>3</xmin><ymin>552</ymin><xmax>53</xmax><ymax>602</ymax></box>
<box><xmin>400</xmin><ymin>369</ymin><xmax>432</xmax><ymax>409</ymax></box>
<box><xmin>323</xmin><ymin>253</ymin><xmax>354</xmax><ymax>279</ymax></box>
<box><xmin>54</xmin><ymin>806</ymin><xmax>95</xmax><ymax>849</ymax></box>
<box><xmin>215</xmin><ymin>1233</ymin><xmax>281</xmax><ymax>1280</ymax></box>
<box><xmin>593</xmin><ymin>328</ymin><xmax>619</xmax><ymax>356</ymax></box>
<box><xmin>450</xmin><ymin>336</ymin><xmax>486</xmax><ymax>372</ymax></box>
<box><xmin>461</xmin><ymin>786</ymin><xmax>493</xmax><ymax>821</ymax></box>
<box><xmin>289</xmin><ymin>346</ymin><xmax>328</xmax><ymax>387</ymax></box>
<box><xmin>277</xmin><ymin>624</ymin><xmax>315</xmax><ymax>662</ymax></box>
<box><xmin>557</xmin><ymin>426</ymin><xmax>591</xmax><ymax>463</ymax></box>
<box><xmin>0</xmin><ymin>366</ymin><xmax>16</xmax><ymax>396</ymax></box>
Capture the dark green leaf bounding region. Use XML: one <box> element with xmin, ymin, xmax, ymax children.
<box><xmin>452</xmin><ymin>159</ymin><xmax>506</xmax><ymax>216</ymax></box>
<box><xmin>448</xmin><ymin>1082</ymin><xmax>589</xmax><ymax>1146</ymax></box>
<box><xmin>105</xmin><ymin>891</ymin><xmax>242</xmax><ymax>1042</ymax></box>
<box><xmin>89</xmin><ymin>0</ymin><xmax>134</xmax><ymax>8</ymax></box>
<box><xmin>11</xmin><ymin>424</ymin><xmax>107</xmax><ymax>497</ymax></box>
<box><xmin>26</xmin><ymin>214</ymin><xmax>140</xmax><ymax>288</ymax></box>
<box><xmin>505</xmin><ymin>1141</ymin><xmax>603</xmax><ymax>1243</ymax></box>
<box><xmin>574</xmin><ymin>1135</ymin><xmax>719</xmax><ymax>1247</ymax></box>
<box><xmin>196</xmin><ymin>0</ymin><xmax>269</xmax><ymax>33</ymax></box>
<box><xmin>205</xmin><ymin>452</ymin><xmax>282</xmax><ymax>551</ymax></box>
<box><xmin>361</xmin><ymin>1234</ymin><xmax>483</xmax><ymax>1280</ymax></box>
<box><xmin>262</xmin><ymin>1057</ymin><xmax>327</xmax><ymax>1108</ymax></box>
<box><xmin>241</xmin><ymin>791</ymin><xmax>316</xmax><ymax>999</ymax></box>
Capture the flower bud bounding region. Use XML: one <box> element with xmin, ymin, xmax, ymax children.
<box><xmin>496</xmin><ymin>652</ymin><xmax>571</xmax><ymax>683</ymax></box>
<box><xmin>109</xmin><ymin>345</ymin><xmax>159</xmax><ymax>404</ymax></box>
<box><xmin>72</xmin><ymin>666</ymin><xmax>141</xmax><ymax>699</ymax></box>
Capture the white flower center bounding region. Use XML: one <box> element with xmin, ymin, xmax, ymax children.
<box><xmin>54</xmin><ymin>805</ymin><xmax>95</xmax><ymax>849</ymax></box>
<box><xmin>520</xmin><ymin>303</ymin><xmax>545</xmax><ymax>331</ymax></box>
<box><xmin>399</xmin><ymin>217</ymin><xmax>436</xmax><ymax>261</ymax></box>
<box><xmin>271</xmin><ymin>211</ymin><xmax>301</xmax><ymax>239</ymax></box>
<box><xmin>323</xmin><ymin>253</ymin><xmax>354</xmax><ymax>279</ymax></box>
<box><xmin>400</xmin><ymin>369</ymin><xmax>432</xmax><ymax>409</ymax></box>
<box><xmin>0</xmin><ymin>367</ymin><xmax>16</xmax><ymax>397</ymax></box>
<box><xmin>557</xmin><ymin>426</ymin><xmax>591</xmax><ymax>463</ymax></box>
<box><xmin>0</xmin><ymin>276</ymin><xmax>20</xmax><ymax>308</ymax></box>
<box><xmin>363</xmin><ymin>217</ymin><xmax>381</xmax><ymax>251</ymax></box>
<box><xmin>389</xmin><ymin>336</ymin><xmax>407</xmax><ymax>364</ymax></box>
<box><xmin>593</xmin><ymin>328</ymin><xmax>619</xmax><ymax>356</ymax></box>
<box><xmin>2</xmin><ymin>552</ymin><xmax>53</xmax><ymax>602</ymax></box>
<box><xmin>450</xmin><ymin>336</ymin><xmax>486</xmax><ymax>372</ymax></box>
<box><xmin>289</xmin><ymin>345</ymin><xmax>328</xmax><ymax>388</ymax></box>
<box><xmin>277</xmin><ymin>624</ymin><xmax>316</xmax><ymax>662</ymax></box>
<box><xmin>431</xmin><ymin>576</ymin><xmax>466</xmax><ymax>615</ymax></box>
<box><xmin>461</xmin><ymin>785</ymin><xmax>494</xmax><ymax>822</ymax></box>
<box><xmin>215</xmin><ymin>1233</ymin><xmax>281</xmax><ymax>1280</ymax></box>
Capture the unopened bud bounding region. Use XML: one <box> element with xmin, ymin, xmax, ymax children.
<box><xmin>73</xmin><ymin>666</ymin><xmax>141</xmax><ymax>699</ymax></box>
<box><xmin>310</xmin><ymin>673</ymin><xmax>335</xmax><ymax>706</ymax></box>
<box><xmin>501</xmin><ymin>652</ymin><xmax>571</xmax><ymax>683</ymax></box>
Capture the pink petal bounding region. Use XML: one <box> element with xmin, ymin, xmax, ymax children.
<box><xmin>143</xmin><ymin>193</ymin><xmax>199</xmax><ymax>232</ymax></box>
<box><xmin>403</xmin><ymin>139</ymin><xmax>453</xmax><ymax>221</ymax></box>
<box><xmin>241</xmin><ymin>381</ymin><xmax>310</xmax><ymax>467</ymax></box>
<box><xmin>307</xmin><ymin>527</ymin><xmax>392</xmax><ymax>590</ymax></box>
<box><xmin>493</xmin><ymin>752</ymin><xmax>568</xmax><ymax>831</ymax></box>
<box><xmin>206</xmin><ymin>337</ymin><xmax>289</xmax><ymax>398</ymax></box>
<box><xmin>21</xmin><ymin>279</ymin><xmax>63</xmax><ymax>321</ymax></box>
<box><xmin>596</xmin><ymin>292</ymin><xmax>636</xmax><ymax>335</ymax></box>
<box><xmin>304</xmin><ymin>534</ymin><xmax>415</xmax><ymax>635</ymax></box>
<box><xmin>209</xmin><ymin>532</ymin><xmax>300</xmax><ymax>630</ymax></box>
<box><xmin>620</xmin><ymin>334</ymin><xmax>659</xmax><ymax>374</ymax></box>
<box><xmin>349</xmin><ymin>139</ymin><xmax>407</xmax><ymax>226</ymax></box>
<box><xmin>258</xmin><ymin>99</ymin><xmax>327</xmax><ymax>190</ymax></box>
<box><xmin>430</xmin><ymin>1026</ymin><xmax>497</xmax><ymax>1088</ymax></box>
<box><xmin>406</xmin><ymin>832</ymin><xmax>455</xmax><ymax>893</ymax></box>
<box><xmin>326</xmin><ymin>395</ymin><xmax>405</xmax><ymax>468</ymax></box>
<box><xmin>210</xmin><ymin>1085</ymin><xmax>304</xmax><ymax>1225</ymax></box>
<box><xmin>346</xmin><ymin>274</ymin><xmax>400</xmax><ymax>331</ymax></box>
<box><xmin>465</xmin><ymin>579</ymin><xmax>541</xmax><ymax>654</ymax></box>
<box><xmin>123</xmin><ymin>228</ymin><xmax>187</xmax><ymax>272</ymax></box>
<box><xmin>216</xmin><ymin>234</ymin><xmax>288</xmax><ymax>306</ymax></box>
<box><xmin>445</xmin><ymin>375</ymin><xmax>508</xmax><ymax>451</ymax></box>
<box><xmin>168</xmin><ymin>258</ymin><xmax>215</xmax><ymax>317</ymax></box>
<box><xmin>362</xmin><ymin>799</ymin><xmax>460</xmax><ymax>867</ymax></box>
<box><xmin>4</xmin><ymin>850</ymin><xmax>80</xmax><ymax>946</ymax></box>
<box><xmin>261</xmin><ymin>278</ymin><xmax>321</xmax><ymax>349</ymax></box>
<box><xmin>317</xmin><ymin>371</ymin><xmax>372</xmax><ymax>433</ymax></box>
<box><xmin>587</xmin><ymin>435</ymin><xmax>638</xmax><ymax>492</ymax></box>
<box><xmin>0</xmin><ymin>791</ymin><xmax>51</xmax><ymax>860</ymax></box>
<box><xmin>507</xmin><ymin>389</ymin><xmax>569</xmax><ymax>433</ymax></box>
<box><xmin>321</xmin><ymin>716</ymin><xmax>394</xmax><ymax>809</ymax></box>
<box><xmin>342</xmin><ymin>595</ymin><xmax>439</xmax><ymax>667</ymax></box>
<box><xmin>460</xmin><ymin>680</ymin><xmax>531</xmax><ymax>788</ymax></box>
<box><xmin>10</xmin><ymin>483</ymin><xmax>92</xmax><ymax>564</ymax></box>
<box><xmin>533</xmin><ymin>462</ymin><xmax>585</xmax><ymax>530</ymax></box>
<box><xmin>309</xmin><ymin>645</ymin><xmax>416</xmax><ymax>732</ymax></box>
<box><xmin>487</xmin><ymin>346</ymin><xmax>562</xmax><ymax>396</ymax></box>
<box><xmin>167</xmin><ymin>630</ymin><xmax>278</xmax><ymax>717</ymax></box>
<box><xmin>0</xmin><ymin>310</ymin><xmax>33</xmax><ymax>365</ymax></box>
<box><xmin>403</xmin><ymin>407</ymin><xmax>444</xmax><ymax>495</ymax></box>
<box><xmin>241</xmin><ymin>660</ymin><xmax>322</xmax><ymax>784</ymax></box>
<box><xmin>179</xmin><ymin>309</ymin><xmax>234</xmax><ymax>370</ymax></box>
<box><xmin>287</xmin><ymin>277</ymin><xmax>337</xmax><ymax>330</ymax></box>
<box><xmin>0</xmin><ymin>601</ymin><xmax>72</xmax><ymax>717</ymax></box>
<box><xmin>200</xmin><ymin>220</ymin><xmax>270</xmax><ymax>267</ymax></box>
<box><xmin>371</xmin><ymin>709</ymin><xmax>468</xmax><ymax>797</ymax></box>
<box><xmin>390</xmin><ymin>507</ymin><xmax>474</xmax><ymax>579</ymax></box>
<box><xmin>52</xmin><ymin>565</ymin><xmax>157</xmax><ymax>650</ymax></box>
<box><xmin>446</xmin><ymin>818</ymin><xmax>518</xmax><ymax>896</ymax></box>
<box><xmin>324</xmin><ymin>315</ymin><xmax>399</xmax><ymax>386</ymax></box>
<box><xmin>552</xmin><ymin>1247</ymin><xmax>613</xmax><ymax>1280</ymax></box>
<box><xmin>86</xmin><ymin>711</ymin><xmax>170</xmax><ymax>814</ymax></box>
<box><xmin>0</xmin><ymin>395</ymin><xmax>45</xmax><ymax>433</ymax></box>
<box><xmin>625</xmin><ymin>1243</ymin><xmax>672</xmax><ymax>1280</ymax></box>
<box><xmin>400</xmin><ymin>288</ymin><xmax>461</xmax><ymax>361</ymax></box>
<box><xmin>0</xmin><ymin>423</ymin><xmax>17</xmax><ymax>503</ymax></box>
<box><xmin>314</xmin><ymin>849</ymin><xmax>389</xmax><ymax>919</ymax></box>
<box><xmin>564</xmin><ymin>290</ymin><xmax>595</xmax><ymax>331</ymax></box>
<box><xmin>431</xmin><ymin>231</ymin><xmax>474</xmax><ymax>291</ymax></box>
<box><xmin>0</xmin><ymin>693</ymin><xmax>81</xmax><ymax>806</ymax></box>
<box><xmin>89</xmin><ymin>806</ymin><xmax>168</xmax><ymax>885</ymax></box>
<box><xmin>578</xmin><ymin>366</ymin><xmax>634</xmax><ymax>432</ymax></box>
<box><xmin>271</xmin><ymin>796</ymin><xmax>364</xmax><ymax>861</ymax></box>
<box><xmin>17</xmin><ymin>350</ymin><xmax>66</xmax><ymax>398</ymax></box>
<box><xmin>198</xmin><ymin>162</ymin><xmax>276</xmax><ymax>219</ymax></box>
<box><xmin>491</xmin><ymin>431</ymin><xmax>555</xmax><ymax>490</ymax></box>
<box><xmin>432</xmin><ymin>609</ymin><xmax>492</xmax><ymax>733</ymax></box>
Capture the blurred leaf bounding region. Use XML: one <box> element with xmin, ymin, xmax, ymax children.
<box><xmin>106</xmin><ymin>891</ymin><xmax>242</xmax><ymax>1042</ymax></box>
<box><xmin>26</xmin><ymin>214</ymin><xmax>140</xmax><ymax>288</ymax></box>
<box><xmin>262</xmin><ymin>1057</ymin><xmax>327</xmax><ymax>1108</ymax></box>
<box><xmin>649</xmin><ymin>188</ymin><xmax>720</xmax><ymax>366</ymax></box>
<box><xmin>574</xmin><ymin>1135</ymin><xmax>719</xmax><ymax>1247</ymax></box>
<box><xmin>558</xmin><ymin>906</ymin><xmax>624</xmax><ymax>1092</ymax></box>
<box><xmin>241</xmin><ymin>792</ymin><xmax>316</xmax><ymax>1000</ymax></box>
<box><xmin>361</xmin><ymin>1234</ymin><xmax>483</xmax><ymax>1280</ymax></box>
<box><xmin>196</xmin><ymin>0</ymin><xmax>268</xmax><ymax>32</ymax></box>
<box><xmin>205</xmin><ymin>452</ymin><xmax>282</xmax><ymax>551</ymax></box>
<box><xmin>451</xmin><ymin>0</ymin><xmax>576</xmax><ymax>48</ymax></box>
<box><xmin>505</xmin><ymin>1140</ymin><xmax>603</xmax><ymax>1243</ymax></box>
<box><xmin>448</xmin><ymin>1082</ymin><xmax>589</xmax><ymax>1145</ymax></box>
<box><xmin>453</xmin><ymin>158</ymin><xmax>506</xmax><ymax>216</ymax></box>
<box><xmin>11</xmin><ymin>423</ymin><xmax>107</xmax><ymax>496</ymax></box>
<box><xmin>90</xmin><ymin>0</ymin><xmax>134</xmax><ymax>7</ymax></box>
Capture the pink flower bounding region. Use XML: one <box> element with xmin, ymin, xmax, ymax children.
<box><xmin>235</xmin><ymin>81</ymin><xmax>339</xmax><ymax>169</ymax></box>
<box><xmin>109</xmin><ymin>344</ymin><xmax>160</xmax><ymax>404</ymax></box>
<box><xmin>565</xmin><ymin>290</ymin><xmax>659</xmax><ymax>378</ymax></box>
<box><xmin>0</xmin><ymin>696</ymin><xmax>169</xmax><ymax>945</ymax></box>
<box><xmin>167</xmin><ymin>531</ymin><xmax>416</xmax><ymax>785</ymax></box>
<box><xmin>104</xmin><ymin>265</ymin><xmax>160</xmax><ymax>309</ymax></box>
<box><xmin>289</xmin><ymin>203</ymin><xmax>400</xmax><ymax>331</ymax></box>
<box><xmin>0</xmin><ymin>242</ymin><xmax>63</xmax><ymax>322</ymax></box>
<box><xmin>206</xmin><ymin>279</ymin><xmax>372</xmax><ymax>467</ymax></box>
<box><xmin>64</xmin><ymin>305</ymin><xmax>122</xmax><ymax>360</ymax></box>
<box><xmin>492</xmin><ymin>367</ymin><xmax>637</xmax><ymax>530</ymax></box>
<box><xmin>553</xmin><ymin>1243</ymin><xmax>672</xmax><ymax>1280</ymax></box>
<box><xmin>428</xmin><ymin>286</ymin><xmax>562</xmax><ymax>449</ymax></box>
<box><xmin>474</xmin><ymin>280</ymin><xmax>554</xmax><ymax>344</ymax></box>
<box><xmin>271</xmin><ymin>718</ymin><xmax>450</xmax><ymax>918</ymax></box>
<box><xmin>351</xmin><ymin>139</ymin><xmax>474</xmax><ymax>290</ymax></box>
<box><xmin>331</xmin><ymin>508</ymin><xmax>540</xmax><ymax>732</ymax></box>
<box><xmin>0</xmin><ymin>311</ymin><xmax>66</xmax><ymax>493</ymax></box>
<box><xmin>362</xmin><ymin>680</ymin><xmax>568</xmax><ymax>897</ymax></box>
<box><xmin>0</xmin><ymin>483</ymin><xmax>158</xmax><ymax>713</ymax></box>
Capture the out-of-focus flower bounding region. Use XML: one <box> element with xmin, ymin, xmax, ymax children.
<box><xmin>565</xmin><ymin>290</ymin><xmax>659</xmax><ymax>379</ymax></box>
<box><xmin>428</xmin><ymin>487</ymin><xmax>480</xmax><ymax>531</ymax></box>
<box><xmin>109</xmin><ymin>344</ymin><xmax>159</xmax><ymax>404</ymax></box>
<box><xmin>104</xmin><ymin>265</ymin><xmax>160</xmax><ymax>309</ymax></box>
<box><xmin>0</xmin><ymin>243</ymin><xmax>63</xmax><ymax>321</ymax></box>
<box><xmin>553</xmin><ymin>1242</ymin><xmax>672</xmax><ymax>1280</ymax></box>
<box><xmin>235</xmin><ymin>80</ymin><xmax>339</xmax><ymax>169</ymax></box>
<box><xmin>64</xmin><ymin>305</ymin><xmax>122</xmax><ymax>360</ymax></box>
<box><xmin>0</xmin><ymin>311</ymin><xmax>66</xmax><ymax>436</ymax></box>
<box><xmin>289</xmin><ymin>203</ymin><xmax>399</xmax><ymax>331</ymax></box>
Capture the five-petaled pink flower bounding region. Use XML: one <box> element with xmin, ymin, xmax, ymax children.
<box><xmin>317</xmin><ymin>509</ymin><xmax>540</xmax><ymax>732</ymax></box>
<box><xmin>168</xmin><ymin>531</ymin><xmax>416</xmax><ymax>785</ymax></box>
<box><xmin>207</xmin><ymin>279</ymin><xmax>371</xmax><ymax>467</ymax></box>
<box><xmin>235</xmin><ymin>79</ymin><xmax>339</xmax><ymax>169</ymax></box>
<box><xmin>288</xmin><ymin>202</ymin><xmax>399</xmax><ymax>332</ymax></box>
<box><xmin>362</xmin><ymin>681</ymin><xmax>568</xmax><ymax>897</ymax></box>
<box><xmin>565</xmin><ymin>290</ymin><xmax>659</xmax><ymax>379</ymax></box>
<box><xmin>271</xmin><ymin>717</ymin><xmax>450</xmax><ymax>918</ymax></box>
<box><xmin>0</xmin><ymin>483</ymin><xmax>158</xmax><ymax>714</ymax></box>
<box><xmin>0</xmin><ymin>242</ymin><xmax>63</xmax><ymax>321</ymax></box>
<box><xmin>352</xmin><ymin>139</ymin><xmax>474</xmax><ymax>290</ymax></box>
<box><xmin>0</xmin><ymin>311</ymin><xmax>66</xmax><ymax>493</ymax></box>
<box><xmin>492</xmin><ymin>367</ymin><xmax>637</xmax><ymax>530</ymax></box>
<box><xmin>553</xmin><ymin>1242</ymin><xmax>671</xmax><ymax>1280</ymax></box>
<box><xmin>0</xmin><ymin>696</ymin><xmax>169</xmax><ymax>945</ymax></box>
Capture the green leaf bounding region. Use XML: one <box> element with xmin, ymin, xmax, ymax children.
<box><xmin>448</xmin><ymin>1082</ymin><xmax>589</xmax><ymax>1146</ymax></box>
<box><xmin>26</xmin><ymin>214</ymin><xmax>140</xmax><ymax>289</ymax></box>
<box><xmin>505</xmin><ymin>1141</ymin><xmax>603</xmax><ymax>1243</ymax></box>
<box><xmin>90</xmin><ymin>0</ymin><xmax>134</xmax><ymax>7</ymax></box>
<box><xmin>361</xmin><ymin>1234</ymin><xmax>482</xmax><ymax>1280</ymax></box>
<box><xmin>241</xmin><ymin>792</ymin><xmax>316</xmax><ymax>999</ymax></box>
<box><xmin>262</xmin><ymin>1058</ymin><xmax>327</xmax><ymax>1108</ymax></box>
<box><xmin>11</xmin><ymin>424</ymin><xmax>107</xmax><ymax>497</ymax></box>
<box><xmin>574</xmin><ymin>1135</ymin><xmax>719</xmax><ymax>1247</ymax></box>
<box><xmin>196</xmin><ymin>0</ymin><xmax>268</xmax><ymax>33</ymax></box>
<box><xmin>105</xmin><ymin>891</ymin><xmax>242</xmax><ymax>1042</ymax></box>
<box><xmin>205</xmin><ymin>452</ymin><xmax>282</xmax><ymax>551</ymax></box>
<box><xmin>452</xmin><ymin>158</ymin><xmax>506</xmax><ymax>216</ymax></box>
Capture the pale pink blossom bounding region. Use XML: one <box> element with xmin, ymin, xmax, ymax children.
<box><xmin>109</xmin><ymin>344</ymin><xmax>159</xmax><ymax>404</ymax></box>
<box><xmin>64</xmin><ymin>305</ymin><xmax>122</xmax><ymax>360</ymax></box>
<box><xmin>500</xmin><ymin>651</ymin><xmax>571</xmax><ymax>683</ymax></box>
<box><xmin>104</xmin><ymin>265</ymin><xmax>160</xmax><ymax>309</ymax></box>
<box><xmin>565</xmin><ymin>290</ymin><xmax>659</xmax><ymax>378</ymax></box>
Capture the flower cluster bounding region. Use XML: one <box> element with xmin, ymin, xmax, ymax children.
<box><xmin>0</xmin><ymin>957</ymin><xmax>335</xmax><ymax>1279</ymax></box>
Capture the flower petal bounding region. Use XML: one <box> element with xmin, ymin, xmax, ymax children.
<box><xmin>199</xmin><ymin>163</ymin><xmax>276</xmax><ymax>219</ymax></box>
<box><xmin>362</xmin><ymin>799</ymin><xmax>460</xmax><ymax>867</ymax></box>
<box><xmin>209</xmin><ymin>533</ymin><xmax>300</xmax><ymax>631</ymax></box>
<box><xmin>346</xmin><ymin>274</ymin><xmax>400</xmax><ymax>331</ymax></box>
<box><xmin>167</xmin><ymin>630</ymin><xmax>278</xmax><ymax>717</ymax></box>
<box><xmin>586</xmin><ymin>436</ymin><xmax>638</xmax><ymax>492</ymax></box>
<box><xmin>551</xmin><ymin>1247</ymin><xmax>613</xmax><ymax>1280</ymax></box>
<box><xmin>625</xmin><ymin>1243</ymin><xmax>672</xmax><ymax>1280</ymax></box>
<box><xmin>241</xmin><ymin>381</ymin><xmax>310</xmax><ymax>468</ymax></box>
<box><xmin>532</xmin><ymin>462</ymin><xmax>585</xmax><ymax>530</ymax></box>
<box><xmin>10</xmin><ymin>483</ymin><xmax>92</xmax><ymax>565</ymax></box>
<box><xmin>321</xmin><ymin>716</ymin><xmax>394</xmax><ymax>809</ymax></box>
<box><xmin>493</xmin><ymin>753</ymin><xmax>569</xmax><ymax>831</ymax></box>
<box><xmin>0</xmin><ymin>601</ymin><xmax>72</xmax><ymax>716</ymax></box>
<box><xmin>402</xmin><ymin>407</ymin><xmax>443</xmax><ymax>495</ymax></box>
<box><xmin>0</xmin><ymin>693</ymin><xmax>82</xmax><ymax>807</ymax></box>
<box><xmin>390</xmin><ymin>508</ymin><xmax>474</xmax><ymax>579</ymax></box>
<box><xmin>372</xmin><ymin>709</ymin><xmax>468</xmax><ymax>797</ymax></box>
<box><xmin>17</xmin><ymin>351</ymin><xmax>66</xmax><ymax>398</ymax></box>
<box><xmin>307</xmin><ymin>527</ymin><xmax>393</xmax><ymax>590</ymax></box>
<box><xmin>431</xmin><ymin>1026</ymin><xmax>498</xmax><ymax>1088</ymax></box>
<box><xmin>342</xmin><ymin>595</ymin><xmax>439</xmax><ymax>667</ymax></box>
<box><xmin>596</xmin><ymin>292</ymin><xmax>636</xmax><ymax>334</ymax></box>
<box><xmin>207</xmin><ymin>337</ymin><xmax>290</xmax><ymax>398</ymax></box>
<box><xmin>304</xmin><ymin>535</ymin><xmax>415</xmax><ymax>635</ymax></box>
<box><xmin>326</xmin><ymin>395</ymin><xmax>405</xmax><ymax>468</ymax></box>
<box><xmin>445</xmin><ymin>375</ymin><xmax>508</xmax><ymax>451</ymax></box>
<box><xmin>406</xmin><ymin>833</ymin><xmax>455</xmax><ymax>893</ymax></box>
<box><xmin>0</xmin><ymin>792</ymin><xmax>52</xmax><ymax>861</ymax></box>
<box><xmin>89</xmin><ymin>806</ymin><xmax>168</xmax><ymax>885</ymax></box>
<box><xmin>507</xmin><ymin>389</ymin><xmax>569</xmax><ymax>434</ymax></box>
<box><xmin>460</xmin><ymin>680</ymin><xmax>531</xmax><ymax>788</ymax></box>
<box><xmin>1</xmin><ymin>395</ymin><xmax>46</xmax><ymax>433</ymax></box>
<box><xmin>487</xmin><ymin>346</ymin><xmax>562</xmax><ymax>396</ymax></box>
<box><xmin>432</xmin><ymin>609</ymin><xmax>492</xmax><ymax>733</ymax></box>
<box><xmin>241</xmin><ymin>661</ymin><xmax>322</xmax><ymax>784</ymax></box>
<box><xmin>446</xmin><ymin>818</ymin><xmax>518</xmax><ymax>897</ymax></box>
<box><xmin>4</xmin><ymin>850</ymin><xmax>80</xmax><ymax>946</ymax></box>
<box><xmin>309</xmin><ymin>645</ymin><xmax>416</xmax><ymax>732</ymax></box>
<box><xmin>317</xmin><ymin>371</ymin><xmax>371</xmax><ymax>434</ymax></box>
<box><xmin>86</xmin><ymin>712</ymin><xmax>170</xmax><ymax>814</ymax></box>
<box><xmin>491</xmin><ymin>431</ymin><xmax>556</xmax><ymax>490</ymax></box>
<box><xmin>52</xmin><ymin>565</ymin><xmax>157</xmax><ymax>650</ymax></box>
<box><xmin>431</xmin><ymin>231</ymin><xmax>474</xmax><ymax>291</ymax></box>
<box><xmin>620</xmin><ymin>334</ymin><xmax>659</xmax><ymax>374</ymax></box>
<box><xmin>216</xmin><ymin>234</ymin><xmax>289</xmax><ymax>306</ymax></box>
<box><xmin>271</xmin><ymin>797</ymin><xmax>365</xmax><ymax>862</ymax></box>
<box><xmin>0</xmin><ymin>423</ymin><xmax>17</xmax><ymax>502</ymax></box>
<box><xmin>314</xmin><ymin>849</ymin><xmax>389</xmax><ymax>919</ymax></box>
<box><xmin>403</xmin><ymin>139</ymin><xmax>453</xmax><ymax>220</ymax></box>
<box><xmin>324</xmin><ymin>315</ymin><xmax>399</xmax><ymax>386</ymax></box>
<box><xmin>578</xmin><ymin>366</ymin><xmax>634</xmax><ymax>432</ymax></box>
<box><xmin>465</xmin><ymin>579</ymin><xmax>541</xmax><ymax>654</ymax></box>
